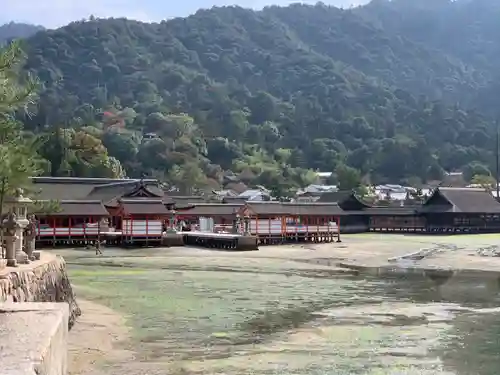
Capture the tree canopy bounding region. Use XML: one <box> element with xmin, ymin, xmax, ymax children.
<box><xmin>0</xmin><ymin>41</ymin><xmax>40</xmax><ymax>201</ymax></box>
<box><xmin>3</xmin><ymin>0</ymin><xmax>500</xmax><ymax>192</ymax></box>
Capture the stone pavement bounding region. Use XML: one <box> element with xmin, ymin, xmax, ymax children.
<box><xmin>0</xmin><ymin>302</ymin><xmax>69</xmax><ymax>375</ymax></box>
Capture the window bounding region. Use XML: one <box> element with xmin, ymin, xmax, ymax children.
<box><xmin>454</xmin><ymin>217</ymin><xmax>470</xmax><ymax>225</ymax></box>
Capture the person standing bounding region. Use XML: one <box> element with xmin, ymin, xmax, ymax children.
<box><xmin>95</xmin><ymin>237</ymin><xmax>103</xmax><ymax>255</ymax></box>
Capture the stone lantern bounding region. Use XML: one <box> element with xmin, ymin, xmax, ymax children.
<box><xmin>243</xmin><ymin>215</ymin><xmax>251</xmax><ymax>235</ymax></box>
<box><xmin>2</xmin><ymin>211</ymin><xmax>19</xmax><ymax>267</ymax></box>
<box><xmin>166</xmin><ymin>209</ymin><xmax>177</xmax><ymax>233</ymax></box>
<box><xmin>233</xmin><ymin>214</ymin><xmax>241</xmax><ymax>234</ymax></box>
<box><xmin>24</xmin><ymin>214</ymin><xmax>38</xmax><ymax>261</ymax></box>
<box><xmin>4</xmin><ymin>188</ymin><xmax>32</xmax><ymax>264</ymax></box>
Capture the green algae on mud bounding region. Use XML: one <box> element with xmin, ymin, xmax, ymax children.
<box><xmin>70</xmin><ymin>268</ymin><xmax>148</xmax><ymax>277</ymax></box>
<box><xmin>69</xmin><ymin>262</ymin><xmax>367</xmax><ymax>351</ymax></box>
<box><xmin>61</xmin><ymin>246</ymin><xmax>500</xmax><ymax>375</ymax></box>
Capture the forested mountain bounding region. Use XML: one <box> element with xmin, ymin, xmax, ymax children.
<box><xmin>355</xmin><ymin>0</ymin><xmax>500</xmax><ymax>113</ymax></box>
<box><xmin>0</xmin><ymin>22</ymin><xmax>44</xmax><ymax>44</ymax></box>
<box><xmin>8</xmin><ymin>0</ymin><xmax>500</xmax><ymax>194</ymax></box>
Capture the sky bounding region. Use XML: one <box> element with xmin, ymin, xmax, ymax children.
<box><xmin>2</xmin><ymin>0</ymin><xmax>369</xmax><ymax>29</ymax></box>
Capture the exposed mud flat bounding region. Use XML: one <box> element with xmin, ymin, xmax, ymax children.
<box><xmin>58</xmin><ymin>234</ymin><xmax>500</xmax><ymax>375</ymax></box>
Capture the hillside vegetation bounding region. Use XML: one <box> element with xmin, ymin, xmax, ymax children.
<box><xmin>6</xmin><ymin>0</ymin><xmax>500</xmax><ymax>194</ymax></box>
<box><xmin>0</xmin><ymin>22</ymin><xmax>44</xmax><ymax>43</ymax></box>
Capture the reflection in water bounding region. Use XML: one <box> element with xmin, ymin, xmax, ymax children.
<box><xmin>378</xmin><ymin>274</ymin><xmax>500</xmax><ymax>375</ymax></box>
<box><xmin>440</xmin><ymin>312</ymin><xmax>500</xmax><ymax>375</ymax></box>
<box><xmin>427</xmin><ymin>276</ymin><xmax>500</xmax><ymax>375</ymax></box>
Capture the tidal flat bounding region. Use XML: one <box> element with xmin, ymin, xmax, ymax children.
<box><xmin>57</xmin><ymin>234</ymin><xmax>500</xmax><ymax>375</ymax></box>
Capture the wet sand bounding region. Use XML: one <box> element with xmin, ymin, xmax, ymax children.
<box><xmin>68</xmin><ymin>299</ymin><xmax>134</xmax><ymax>375</ymax></box>
<box><xmin>59</xmin><ymin>233</ymin><xmax>500</xmax><ymax>274</ymax></box>
<box><xmin>327</xmin><ymin>233</ymin><xmax>500</xmax><ymax>274</ymax></box>
<box><xmin>145</xmin><ymin>233</ymin><xmax>500</xmax><ymax>273</ymax></box>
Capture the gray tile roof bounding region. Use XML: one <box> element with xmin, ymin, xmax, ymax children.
<box><xmin>87</xmin><ymin>181</ymin><xmax>164</xmax><ymax>203</ymax></box>
<box><xmin>170</xmin><ymin>196</ymin><xmax>207</xmax><ymax>203</ymax></box>
<box><xmin>32</xmin><ymin>182</ymin><xmax>96</xmax><ymax>200</ymax></box>
<box><xmin>36</xmin><ymin>200</ymin><xmax>109</xmax><ymax>216</ymax></box>
<box><xmin>120</xmin><ymin>199</ymin><xmax>171</xmax><ymax>215</ymax></box>
<box><xmin>169</xmin><ymin>195</ymin><xmax>207</xmax><ymax>209</ymax></box>
<box><xmin>31</xmin><ymin>177</ymin><xmax>157</xmax><ymax>184</ymax></box>
<box><xmin>222</xmin><ymin>197</ymin><xmax>248</xmax><ymax>204</ymax></box>
<box><xmin>421</xmin><ymin>187</ymin><xmax>500</xmax><ymax>213</ymax></box>
<box><xmin>317</xmin><ymin>190</ymin><xmax>353</xmax><ymax>203</ymax></box>
<box><xmin>86</xmin><ymin>181</ymin><xmax>141</xmax><ymax>202</ymax></box>
<box><xmin>31</xmin><ymin>177</ymin><xmax>160</xmax><ymax>202</ymax></box>
<box><xmin>178</xmin><ymin>203</ymin><xmax>244</xmax><ymax>217</ymax></box>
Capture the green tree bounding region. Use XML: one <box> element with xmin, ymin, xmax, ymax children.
<box><xmin>336</xmin><ymin>164</ymin><xmax>362</xmax><ymax>191</ymax></box>
<box><xmin>12</xmin><ymin>3</ymin><xmax>500</xmax><ymax>186</ymax></box>
<box><xmin>471</xmin><ymin>174</ymin><xmax>496</xmax><ymax>190</ymax></box>
<box><xmin>39</xmin><ymin>127</ymin><xmax>124</xmax><ymax>177</ymax></box>
<box><xmin>355</xmin><ymin>185</ymin><xmax>369</xmax><ymax>198</ymax></box>
<box><xmin>102</xmin><ymin>130</ymin><xmax>139</xmax><ymax>164</ymax></box>
<box><xmin>167</xmin><ymin>163</ymin><xmax>207</xmax><ymax>194</ymax></box>
<box><xmin>464</xmin><ymin>162</ymin><xmax>491</xmax><ymax>182</ymax></box>
<box><xmin>0</xmin><ymin>41</ymin><xmax>40</xmax><ymax>214</ymax></box>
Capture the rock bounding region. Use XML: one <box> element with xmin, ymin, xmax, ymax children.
<box><xmin>16</xmin><ymin>251</ymin><xmax>30</xmax><ymax>264</ymax></box>
<box><xmin>0</xmin><ymin>253</ymin><xmax>81</xmax><ymax>330</ymax></box>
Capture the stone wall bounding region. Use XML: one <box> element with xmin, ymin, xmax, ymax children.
<box><xmin>1</xmin><ymin>303</ymin><xmax>69</xmax><ymax>375</ymax></box>
<box><xmin>0</xmin><ymin>253</ymin><xmax>81</xmax><ymax>328</ymax></box>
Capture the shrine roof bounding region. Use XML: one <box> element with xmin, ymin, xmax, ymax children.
<box><xmin>120</xmin><ymin>199</ymin><xmax>171</xmax><ymax>215</ymax></box>
<box><xmin>178</xmin><ymin>203</ymin><xmax>243</xmax><ymax>217</ymax></box>
<box><xmin>37</xmin><ymin>200</ymin><xmax>109</xmax><ymax>217</ymax></box>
